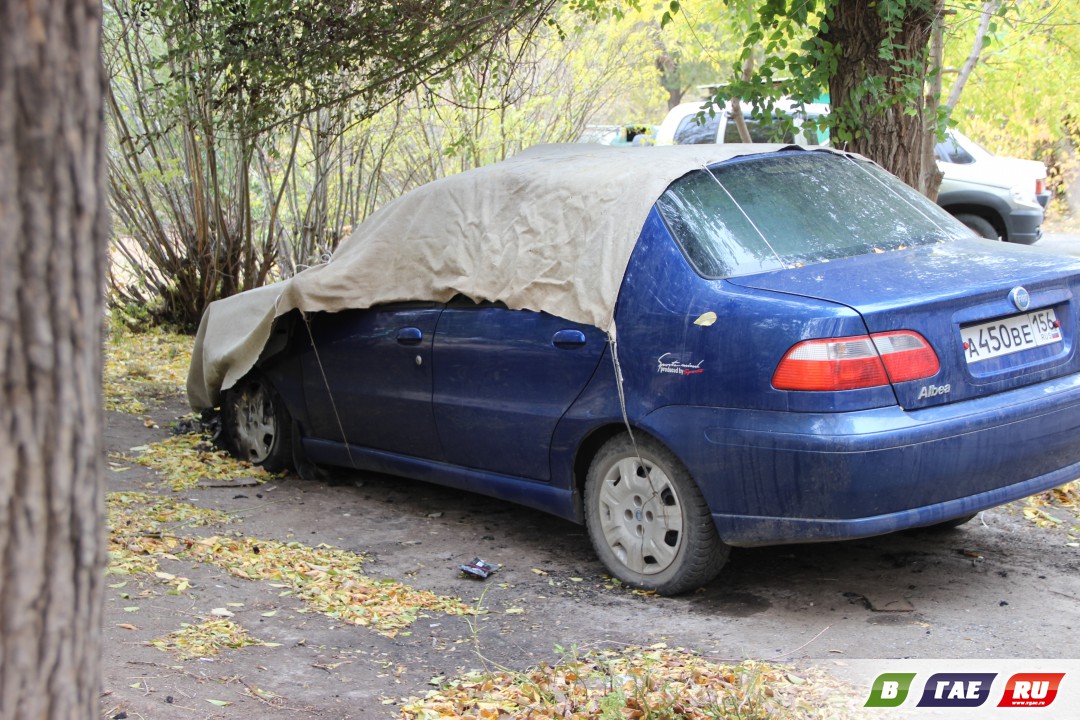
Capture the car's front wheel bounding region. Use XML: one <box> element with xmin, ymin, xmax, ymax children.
<box><xmin>954</xmin><ymin>213</ymin><xmax>1001</xmax><ymax>241</ymax></box>
<box><xmin>222</xmin><ymin>373</ymin><xmax>293</xmax><ymax>472</ymax></box>
<box><xmin>584</xmin><ymin>434</ymin><xmax>729</xmax><ymax>595</ymax></box>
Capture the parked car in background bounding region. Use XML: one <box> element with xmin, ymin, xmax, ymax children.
<box><xmin>579</xmin><ymin>123</ymin><xmax>657</xmax><ymax>146</ymax></box>
<box><xmin>191</xmin><ymin>145</ymin><xmax>1080</xmax><ymax>596</ymax></box>
<box><xmin>935</xmin><ymin>129</ymin><xmax>1049</xmax><ymax>244</ymax></box>
<box><xmin>655</xmin><ymin>99</ymin><xmax>828</xmax><ymax>146</ymax></box>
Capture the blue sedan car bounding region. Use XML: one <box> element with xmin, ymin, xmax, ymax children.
<box><xmin>191</xmin><ymin>145</ymin><xmax>1080</xmax><ymax>595</ymax></box>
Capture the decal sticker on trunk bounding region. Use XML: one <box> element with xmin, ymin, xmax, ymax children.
<box><xmin>657</xmin><ymin>353</ymin><xmax>704</xmax><ymax>376</ymax></box>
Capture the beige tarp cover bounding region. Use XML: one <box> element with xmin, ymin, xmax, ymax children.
<box><xmin>187</xmin><ymin>142</ymin><xmax>815</xmax><ymax>410</ymax></box>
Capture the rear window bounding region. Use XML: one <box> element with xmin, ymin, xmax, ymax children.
<box><xmin>655</xmin><ymin>151</ymin><xmax>968</xmax><ymax>279</ymax></box>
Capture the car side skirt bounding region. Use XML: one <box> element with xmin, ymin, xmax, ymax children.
<box><xmin>302</xmin><ymin>439</ymin><xmax>579</xmax><ymax>522</ymax></box>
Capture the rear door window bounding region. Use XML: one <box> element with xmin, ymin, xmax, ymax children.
<box><xmin>935</xmin><ymin>137</ymin><xmax>976</xmax><ymax>164</ymax></box>
<box><xmin>721</xmin><ymin>115</ymin><xmax>796</xmax><ymax>144</ymax></box>
<box><xmin>674</xmin><ymin>112</ymin><xmax>721</xmax><ymax>145</ymax></box>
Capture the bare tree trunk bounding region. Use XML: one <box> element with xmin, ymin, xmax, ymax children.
<box><xmin>922</xmin><ymin>7</ymin><xmax>946</xmax><ymax>200</ymax></box>
<box><xmin>729</xmin><ymin>56</ymin><xmax>756</xmax><ymax>144</ymax></box>
<box><xmin>0</xmin><ymin>0</ymin><xmax>108</xmax><ymax>717</ymax></box>
<box><xmin>945</xmin><ymin>0</ymin><xmax>1002</xmax><ymax>113</ymax></box>
<box><xmin>823</xmin><ymin>0</ymin><xmax>944</xmax><ymax>190</ymax></box>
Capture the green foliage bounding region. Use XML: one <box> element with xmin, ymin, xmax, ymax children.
<box><xmin>661</xmin><ymin>1</ymin><xmax>681</xmax><ymax>29</ymax></box>
<box><xmin>643</xmin><ymin>0</ymin><xmax>751</xmax><ymax>110</ymax></box>
<box><xmin>942</xmin><ymin>1</ymin><xmax>1080</xmax><ymax>213</ymax></box>
<box><xmin>706</xmin><ymin>0</ymin><xmax>944</xmax><ymax>187</ymax></box>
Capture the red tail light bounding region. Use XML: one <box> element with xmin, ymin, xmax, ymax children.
<box><xmin>773</xmin><ymin>331</ymin><xmax>939</xmax><ymax>391</ymax></box>
<box><xmin>1036</xmin><ymin>178</ymin><xmax>1047</xmax><ymax>196</ymax></box>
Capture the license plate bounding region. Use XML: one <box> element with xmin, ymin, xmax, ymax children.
<box><xmin>961</xmin><ymin>308</ymin><xmax>1062</xmax><ymax>363</ymax></box>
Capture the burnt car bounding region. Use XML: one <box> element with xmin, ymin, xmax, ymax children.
<box><xmin>189</xmin><ymin>144</ymin><xmax>1080</xmax><ymax>595</ymax></box>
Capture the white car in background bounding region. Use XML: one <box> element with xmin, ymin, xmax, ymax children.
<box><xmin>934</xmin><ymin>129</ymin><xmax>1048</xmax><ymax>244</ymax></box>
<box><xmin>655</xmin><ymin>99</ymin><xmax>828</xmax><ymax>147</ymax></box>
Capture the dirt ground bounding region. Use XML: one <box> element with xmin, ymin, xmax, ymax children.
<box><xmin>100</xmin><ymin>398</ymin><xmax>1080</xmax><ymax>719</ymax></box>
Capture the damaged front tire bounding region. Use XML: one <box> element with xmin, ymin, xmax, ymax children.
<box><xmin>222</xmin><ymin>373</ymin><xmax>293</xmax><ymax>472</ymax></box>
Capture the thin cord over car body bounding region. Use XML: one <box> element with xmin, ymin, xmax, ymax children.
<box><xmin>298</xmin><ymin>309</ymin><xmax>356</xmax><ymax>470</ymax></box>
<box><xmin>699</xmin><ymin>162</ymin><xmax>787</xmax><ymax>269</ymax></box>
<box><xmin>609</xmin><ymin>328</ymin><xmax>682</xmax><ymax>586</ymax></box>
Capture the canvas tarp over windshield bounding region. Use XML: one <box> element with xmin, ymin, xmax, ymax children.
<box><xmin>187</xmin><ymin>143</ymin><xmax>820</xmax><ymax>410</ymax></box>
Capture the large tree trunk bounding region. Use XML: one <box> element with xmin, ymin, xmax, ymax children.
<box><xmin>0</xmin><ymin>0</ymin><xmax>108</xmax><ymax>717</ymax></box>
<box><xmin>823</xmin><ymin>0</ymin><xmax>943</xmax><ymax>193</ymax></box>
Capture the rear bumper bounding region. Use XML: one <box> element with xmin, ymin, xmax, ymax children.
<box><xmin>644</xmin><ymin>371</ymin><xmax>1080</xmax><ymax>546</ymax></box>
<box><xmin>709</xmin><ymin>459</ymin><xmax>1080</xmax><ymax>546</ymax></box>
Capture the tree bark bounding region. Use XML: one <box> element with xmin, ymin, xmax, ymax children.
<box><xmin>823</xmin><ymin>0</ymin><xmax>944</xmax><ymax>191</ymax></box>
<box><xmin>0</xmin><ymin>0</ymin><xmax>108</xmax><ymax>717</ymax></box>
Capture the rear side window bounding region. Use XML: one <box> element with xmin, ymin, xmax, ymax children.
<box><xmin>721</xmin><ymin>115</ymin><xmax>795</xmax><ymax>144</ymax></box>
<box><xmin>655</xmin><ymin>151</ymin><xmax>968</xmax><ymax>279</ymax></box>
<box><xmin>935</xmin><ymin>137</ymin><xmax>976</xmax><ymax>164</ymax></box>
<box><xmin>674</xmin><ymin>112</ymin><xmax>721</xmax><ymax>145</ymax></box>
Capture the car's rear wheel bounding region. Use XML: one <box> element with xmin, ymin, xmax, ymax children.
<box><xmin>222</xmin><ymin>373</ymin><xmax>293</xmax><ymax>472</ymax></box>
<box><xmin>584</xmin><ymin>434</ymin><xmax>729</xmax><ymax>595</ymax></box>
<box><xmin>954</xmin><ymin>213</ymin><xmax>1001</xmax><ymax>241</ymax></box>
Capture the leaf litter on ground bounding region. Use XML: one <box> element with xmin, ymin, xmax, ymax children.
<box><xmin>125</xmin><ymin>431</ymin><xmax>277</xmax><ymax>491</ymax></box>
<box><xmin>104</xmin><ymin>327</ymin><xmax>192</xmax><ymax>413</ymax></box>
<box><xmin>106</xmin><ymin>491</ymin><xmax>474</xmax><ymax>651</ymax></box>
<box><xmin>150</xmin><ymin>617</ymin><xmax>275</xmax><ymax>660</ymax></box>
<box><xmin>1023</xmin><ymin>480</ymin><xmax>1080</xmax><ymax>531</ymax></box>
<box><xmin>401</xmin><ymin>646</ymin><xmax>862</xmax><ymax>720</ymax></box>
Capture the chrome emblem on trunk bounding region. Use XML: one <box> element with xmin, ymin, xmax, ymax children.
<box><xmin>1009</xmin><ymin>286</ymin><xmax>1031</xmax><ymax>312</ymax></box>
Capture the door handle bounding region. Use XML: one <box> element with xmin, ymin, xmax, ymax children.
<box><xmin>552</xmin><ymin>329</ymin><xmax>587</xmax><ymax>349</ymax></box>
<box><xmin>397</xmin><ymin>327</ymin><xmax>423</xmax><ymax>345</ymax></box>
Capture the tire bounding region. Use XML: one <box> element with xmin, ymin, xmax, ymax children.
<box><xmin>583</xmin><ymin>434</ymin><xmax>729</xmax><ymax>595</ymax></box>
<box><xmin>954</xmin><ymin>213</ymin><xmax>1001</xmax><ymax>241</ymax></box>
<box><xmin>927</xmin><ymin>513</ymin><xmax>978</xmax><ymax>531</ymax></box>
<box><xmin>222</xmin><ymin>373</ymin><xmax>293</xmax><ymax>472</ymax></box>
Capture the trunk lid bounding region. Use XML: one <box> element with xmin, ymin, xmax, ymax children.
<box><xmin>728</xmin><ymin>238</ymin><xmax>1080</xmax><ymax>409</ymax></box>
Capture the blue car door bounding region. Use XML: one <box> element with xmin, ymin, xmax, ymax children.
<box><xmin>432</xmin><ymin>299</ymin><xmax>607</xmax><ymax>480</ymax></box>
<box><xmin>302</xmin><ymin>303</ymin><xmax>443</xmax><ymax>460</ymax></box>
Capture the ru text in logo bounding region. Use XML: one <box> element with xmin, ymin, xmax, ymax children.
<box><xmin>997</xmin><ymin>673</ymin><xmax>1065</xmax><ymax>708</ymax></box>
